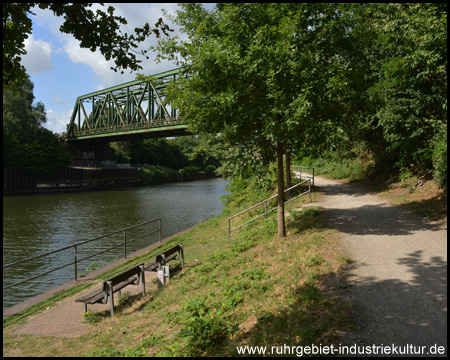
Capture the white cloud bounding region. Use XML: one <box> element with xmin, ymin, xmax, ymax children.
<box><xmin>44</xmin><ymin>108</ymin><xmax>73</xmax><ymax>134</ymax></box>
<box><xmin>63</xmin><ymin>37</ymin><xmax>116</xmax><ymax>84</ymax></box>
<box><xmin>62</xmin><ymin>3</ymin><xmax>181</xmax><ymax>88</ymax></box>
<box><xmin>21</xmin><ymin>34</ymin><xmax>54</xmax><ymax>75</ymax></box>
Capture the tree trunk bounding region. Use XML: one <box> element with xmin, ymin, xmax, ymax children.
<box><xmin>277</xmin><ymin>140</ymin><xmax>285</xmax><ymax>239</ymax></box>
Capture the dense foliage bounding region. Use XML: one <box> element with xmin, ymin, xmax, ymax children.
<box><xmin>153</xmin><ymin>3</ymin><xmax>446</xmax><ymax>190</ymax></box>
<box><xmin>3</xmin><ymin>76</ymin><xmax>71</xmax><ymax>174</ymax></box>
<box><xmin>156</xmin><ymin>3</ymin><xmax>361</xmax><ymax>152</ymax></box>
<box><xmin>109</xmin><ymin>136</ymin><xmax>221</xmax><ymax>172</ymax></box>
<box><xmin>432</xmin><ymin>126</ymin><xmax>447</xmax><ymax>190</ymax></box>
<box><xmin>359</xmin><ymin>4</ymin><xmax>447</xmax><ymax>173</ymax></box>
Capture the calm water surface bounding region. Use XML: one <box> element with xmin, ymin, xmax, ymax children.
<box><xmin>3</xmin><ymin>178</ymin><xmax>228</xmax><ymax>309</ymax></box>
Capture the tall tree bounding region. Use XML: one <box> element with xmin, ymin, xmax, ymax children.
<box><xmin>155</xmin><ymin>3</ymin><xmax>359</xmax><ymax>238</ymax></box>
<box><xmin>364</xmin><ymin>3</ymin><xmax>447</xmax><ymax>172</ymax></box>
<box><xmin>3</xmin><ymin>75</ymin><xmax>70</xmax><ymax>173</ymax></box>
<box><xmin>3</xmin><ymin>74</ymin><xmax>46</xmax><ymax>141</ymax></box>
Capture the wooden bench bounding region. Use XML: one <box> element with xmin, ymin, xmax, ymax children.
<box><xmin>144</xmin><ymin>243</ymin><xmax>184</xmax><ymax>285</ymax></box>
<box><xmin>75</xmin><ymin>263</ymin><xmax>145</xmax><ymax>317</ymax></box>
<box><xmin>75</xmin><ymin>244</ymin><xmax>183</xmax><ymax>317</ymax></box>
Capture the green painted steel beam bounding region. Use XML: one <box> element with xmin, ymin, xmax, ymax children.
<box><xmin>69</xmin><ymin>124</ymin><xmax>190</xmax><ymax>142</ymax></box>
<box><xmin>67</xmin><ymin>67</ymin><xmax>189</xmax><ymax>141</ymax></box>
<box><xmin>76</xmin><ymin>67</ymin><xmax>183</xmax><ymax>101</ymax></box>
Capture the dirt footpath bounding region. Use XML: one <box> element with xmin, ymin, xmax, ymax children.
<box><xmin>311</xmin><ymin>175</ymin><xmax>447</xmax><ymax>356</ymax></box>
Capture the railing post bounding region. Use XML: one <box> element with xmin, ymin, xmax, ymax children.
<box><xmin>312</xmin><ymin>167</ymin><xmax>315</xmax><ymax>186</ymax></box>
<box><xmin>265</xmin><ymin>200</ymin><xmax>268</xmax><ymax>220</ymax></box>
<box><xmin>228</xmin><ymin>218</ymin><xmax>231</xmax><ymax>237</ymax></box>
<box><xmin>74</xmin><ymin>245</ymin><xmax>78</xmax><ymax>281</ymax></box>
<box><xmin>309</xmin><ymin>179</ymin><xmax>312</xmax><ymax>203</ymax></box>
<box><xmin>124</xmin><ymin>229</ymin><xmax>127</xmax><ymax>259</ymax></box>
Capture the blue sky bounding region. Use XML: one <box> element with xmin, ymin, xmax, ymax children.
<box><xmin>20</xmin><ymin>4</ymin><xmax>191</xmax><ymax>134</ymax></box>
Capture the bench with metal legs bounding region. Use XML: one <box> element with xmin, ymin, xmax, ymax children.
<box><xmin>75</xmin><ymin>263</ymin><xmax>145</xmax><ymax>317</ymax></box>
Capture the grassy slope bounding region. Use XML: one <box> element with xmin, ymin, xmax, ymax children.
<box><xmin>361</xmin><ymin>177</ymin><xmax>447</xmax><ymax>224</ymax></box>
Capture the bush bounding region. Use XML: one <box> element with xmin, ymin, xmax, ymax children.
<box><xmin>141</xmin><ymin>164</ymin><xmax>179</xmax><ymax>179</ymax></box>
<box><xmin>167</xmin><ymin>293</ymin><xmax>237</xmax><ymax>356</ymax></box>
<box><xmin>222</xmin><ymin>173</ymin><xmax>276</xmax><ymax>208</ymax></box>
<box><xmin>295</xmin><ymin>152</ymin><xmax>369</xmax><ymax>181</ymax></box>
<box><xmin>3</xmin><ymin>128</ymin><xmax>70</xmax><ymax>174</ymax></box>
<box><xmin>204</xmin><ymin>165</ymin><xmax>216</xmax><ymax>174</ymax></box>
<box><xmin>180</xmin><ymin>166</ymin><xmax>200</xmax><ymax>176</ymax></box>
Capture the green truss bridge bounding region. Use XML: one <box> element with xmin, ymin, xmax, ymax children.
<box><xmin>67</xmin><ymin>68</ymin><xmax>189</xmax><ymax>142</ymax></box>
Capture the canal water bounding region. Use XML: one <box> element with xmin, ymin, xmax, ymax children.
<box><xmin>3</xmin><ymin>177</ymin><xmax>229</xmax><ymax>310</ymax></box>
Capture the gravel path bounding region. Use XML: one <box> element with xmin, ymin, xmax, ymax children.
<box><xmin>311</xmin><ymin>175</ymin><xmax>447</xmax><ymax>356</ymax></box>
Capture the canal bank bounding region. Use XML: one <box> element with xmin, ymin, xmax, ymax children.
<box><xmin>3</xmin><ymin>222</ymin><xmax>197</xmax><ymax>318</ymax></box>
<box><xmin>3</xmin><ymin>166</ymin><xmax>219</xmax><ymax>195</ymax></box>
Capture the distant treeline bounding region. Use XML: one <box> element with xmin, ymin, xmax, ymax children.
<box><xmin>109</xmin><ymin>136</ymin><xmax>221</xmax><ymax>172</ymax></box>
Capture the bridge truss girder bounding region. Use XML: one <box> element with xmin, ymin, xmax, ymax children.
<box><xmin>67</xmin><ymin>68</ymin><xmax>189</xmax><ymax>141</ymax></box>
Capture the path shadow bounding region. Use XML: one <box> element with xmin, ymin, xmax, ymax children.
<box><xmin>318</xmin><ymin>181</ymin><xmax>377</xmax><ymax>198</ymax></box>
<box><xmin>314</xmin><ymin>180</ymin><xmax>444</xmax><ymax>236</ymax></box>
<box><xmin>324</xmin><ymin>204</ymin><xmax>443</xmax><ymax>237</ymax></box>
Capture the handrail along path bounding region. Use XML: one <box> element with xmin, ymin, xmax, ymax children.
<box><xmin>3</xmin><ymin>218</ymin><xmax>162</xmax><ymax>290</ymax></box>
<box><xmin>228</xmin><ymin>178</ymin><xmax>313</xmax><ymax>237</ymax></box>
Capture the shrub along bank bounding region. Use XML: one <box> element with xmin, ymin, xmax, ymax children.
<box><xmin>3</xmin><ymin>164</ymin><xmax>219</xmax><ymax>195</ymax></box>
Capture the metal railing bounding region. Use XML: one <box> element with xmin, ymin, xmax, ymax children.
<box><xmin>3</xmin><ymin>218</ymin><xmax>162</xmax><ymax>290</ymax></box>
<box><xmin>292</xmin><ymin>165</ymin><xmax>315</xmax><ymax>186</ymax></box>
<box><xmin>228</xmin><ymin>179</ymin><xmax>312</xmax><ymax>237</ymax></box>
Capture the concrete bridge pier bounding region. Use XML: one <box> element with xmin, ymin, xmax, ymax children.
<box><xmin>65</xmin><ymin>141</ymin><xmax>111</xmax><ymax>166</ymax></box>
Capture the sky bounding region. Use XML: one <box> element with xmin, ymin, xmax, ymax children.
<box><xmin>20</xmin><ymin>3</ymin><xmax>197</xmax><ymax>135</ymax></box>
